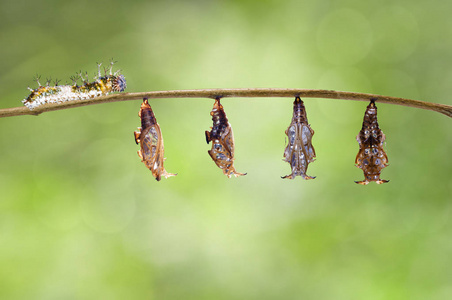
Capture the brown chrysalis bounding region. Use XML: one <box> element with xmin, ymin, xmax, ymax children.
<box><xmin>134</xmin><ymin>98</ymin><xmax>176</xmax><ymax>181</ymax></box>
<box><xmin>282</xmin><ymin>97</ymin><xmax>316</xmax><ymax>180</ymax></box>
<box><xmin>355</xmin><ymin>99</ymin><xmax>389</xmax><ymax>185</ymax></box>
<box><xmin>205</xmin><ymin>97</ymin><xmax>246</xmax><ymax>178</ymax></box>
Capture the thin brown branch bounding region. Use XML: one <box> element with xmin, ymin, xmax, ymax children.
<box><xmin>1</xmin><ymin>88</ymin><xmax>451</xmax><ymax>118</ymax></box>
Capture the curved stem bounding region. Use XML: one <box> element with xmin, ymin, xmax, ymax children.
<box><xmin>1</xmin><ymin>88</ymin><xmax>451</xmax><ymax>118</ymax></box>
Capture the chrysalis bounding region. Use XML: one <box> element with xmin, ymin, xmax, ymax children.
<box><xmin>355</xmin><ymin>99</ymin><xmax>389</xmax><ymax>185</ymax></box>
<box><xmin>282</xmin><ymin>97</ymin><xmax>316</xmax><ymax>180</ymax></box>
<box><xmin>205</xmin><ymin>98</ymin><xmax>246</xmax><ymax>178</ymax></box>
<box><xmin>134</xmin><ymin>98</ymin><xmax>176</xmax><ymax>181</ymax></box>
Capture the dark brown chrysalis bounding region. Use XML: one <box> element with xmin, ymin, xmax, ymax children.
<box><xmin>282</xmin><ymin>97</ymin><xmax>316</xmax><ymax>180</ymax></box>
<box><xmin>355</xmin><ymin>99</ymin><xmax>389</xmax><ymax>185</ymax></box>
<box><xmin>134</xmin><ymin>98</ymin><xmax>176</xmax><ymax>181</ymax></box>
<box><xmin>205</xmin><ymin>97</ymin><xmax>246</xmax><ymax>178</ymax></box>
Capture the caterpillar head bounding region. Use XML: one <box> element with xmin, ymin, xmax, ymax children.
<box><xmin>112</xmin><ymin>74</ymin><xmax>127</xmax><ymax>92</ymax></box>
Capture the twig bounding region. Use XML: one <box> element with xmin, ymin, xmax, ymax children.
<box><xmin>1</xmin><ymin>88</ymin><xmax>451</xmax><ymax>118</ymax></box>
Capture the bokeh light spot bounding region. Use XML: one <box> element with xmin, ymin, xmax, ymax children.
<box><xmin>316</xmin><ymin>9</ymin><xmax>373</xmax><ymax>65</ymax></box>
<box><xmin>371</xmin><ymin>6</ymin><xmax>419</xmax><ymax>63</ymax></box>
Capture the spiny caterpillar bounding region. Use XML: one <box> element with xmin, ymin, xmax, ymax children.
<box><xmin>134</xmin><ymin>98</ymin><xmax>176</xmax><ymax>181</ymax></box>
<box><xmin>282</xmin><ymin>97</ymin><xmax>316</xmax><ymax>180</ymax></box>
<box><xmin>355</xmin><ymin>99</ymin><xmax>389</xmax><ymax>185</ymax></box>
<box><xmin>205</xmin><ymin>97</ymin><xmax>246</xmax><ymax>178</ymax></box>
<box><xmin>22</xmin><ymin>61</ymin><xmax>126</xmax><ymax>110</ymax></box>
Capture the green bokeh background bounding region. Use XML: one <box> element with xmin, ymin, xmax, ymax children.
<box><xmin>1</xmin><ymin>0</ymin><xmax>451</xmax><ymax>299</ymax></box>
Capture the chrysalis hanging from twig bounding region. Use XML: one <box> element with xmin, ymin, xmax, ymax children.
<box><xmin>134</xmin><ymin>98</ymin><xmax>176</xmax><ymax>181</ymax></box>
<box><xmin>282</xmin><ymin>97</ymin><xmax>316</xmax><ymax>180</ymax></box>
<box><xmin>355</xmin><ymin>99</ymin><xmax>389</xmax><ymax>185</ymax></box>
<box><xmin>205</xmin><ymin>97</ymin><xmax>246</xmax><ymax>178</ymax></box>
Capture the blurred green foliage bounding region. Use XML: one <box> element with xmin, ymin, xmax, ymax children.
<box><xmin>0</xmin><ymin>0</ymin><xmax>451</xmax><ymax>299</ymax></box>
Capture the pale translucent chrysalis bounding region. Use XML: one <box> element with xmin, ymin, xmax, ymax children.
<box><xmin>282</xmin><ymin>97</ymin><xmax>316</xmax><ymax>180</ymax></box>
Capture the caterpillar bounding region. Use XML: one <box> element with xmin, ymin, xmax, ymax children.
<box><xmin>22</xmin><ymin>61</ymin><xmax>126</xmax><ymax>110</ymax></box>
<box><xmin>355</xmin><ymin>99</ymin><xmax>389</xmax><ymax>185</ymax></box>
<box><xmin>205</xmin><ymin>97</ymin><xmax>246</xmax><ymax>178</ymax></box>
<box><xmin>282</xmin><ymin>97</ymin><xmax>316</xmax><ymax>180</ymax></box>
<box><xmin>134</xmin><ymin>98</ymin><xmax>176</xmax><ymax>181</ymax></box>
